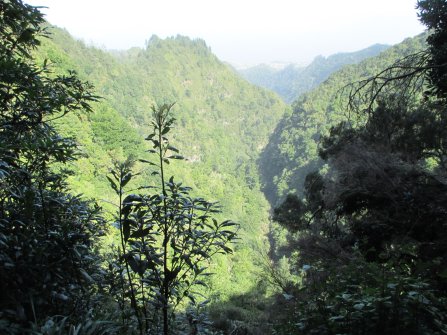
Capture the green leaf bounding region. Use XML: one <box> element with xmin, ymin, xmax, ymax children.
<box><xmin>167</xmin><ymin>155</ymin><xmax>184</xmax><ymax>160</ymax></box>
<box><xmin>106</xmin><ymin>175</ymin><xmax>119</xmax><ymax>195</ymax></box>
<box><xmin>123</xmin><ymin>194</ymin><xmax>142</xmax><ymax>204</ymax></box>
<box><xmin>79</xmin><ymin>268</ymin><xmax>95</xmax><ymax>283</ymax></box>
<box><xmin>194</xmin><ymin>280</ymin><xmax>208</xmax><ymax>288</ymax></box>
<box><xmin>161</xmin><ymin>126</ymin><xmax>170</xmax><ymax>135</ymax></box>
<box><xmin>353</xmin><ymin>303</ymin><xmax>365</xmax><ymax>310</ymax></box>
<box><xmin>220</xmin><ymin>220</ymin><xmax>237</xmax><ymax>227</ymax></box>
<box><xmin>187</xmin><ymin>293</ymin><xmax>196</xmax><ymax>305</ymax></box>
<box><xmin>17</xmin><ymin>28</ymin><xmax>34</xmax><ymax>44</ymax></box>
<box><xmin>145</xmin><ymin>133</ymin><xmax>155</xmax><ymax>140</ymax></box>
<box><xmin>139</xmin><ymin>159</ymin><xmax>157</xmax><ymax>166</ymax></box>
<box><xmin>197</xmin><ymin>250</ymin><xmax>209</xmax><ymax>258</ymax></box>
<box><xmin>121</xmin><ymin>172</ymin><xmax>132</xmax><ymax>188</ymax></box>
<box><xmin>181</xmin><ymin>254</ymin><xmax>194</xmax><ymax>268</ymax></box>
<box><xmin>167</xmin><ymin>145</ymin><xmax>179</xmax><ymax>153</ymax></box>
<box><xmin>199</xmin><ymin>299</ymin><xmax>210</xmax><ymax>307</ymax></box>
<box><xmin>341</xmin><ymin>293</ymin><xmax>352</xmax><ymax>300</ymax></box>
<box><xmin>123</xmin><ymin>219</ymin><xmax>130</xmax><ymax>243</ymax></box>
<box><xmin>130</xmin><ymin>228</ymin><xmax>151</xmax><ymax>239</ymax></box>
<box><xmin>126</xmin><ymin>255</ymin><xmax>146</xmax><ymax>276</ymax></box>
<box><xmin>329</xmin><ymin>315</ymin><xmax>345</xmax><ymax>321</ymax></box>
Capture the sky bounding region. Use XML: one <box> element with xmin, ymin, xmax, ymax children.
<box><xmin>25</xmin><ymin>0</ymin><xmax>425</xmax><ymax>67</ymax></box>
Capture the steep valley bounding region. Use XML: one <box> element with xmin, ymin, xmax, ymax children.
<box><xmin>35</xmin><ymin>27</ymin><xmax>429</xmax><ymax>330</ymax></box>
<box><xmin>3</xmin><ymin>2</ymin><xmax>442</xmax><ymax>330</ymax></box>
<box><xmin>35</xmin><ymin>27</ymin><xmax>290</xmax><ymax>313</ymax></box>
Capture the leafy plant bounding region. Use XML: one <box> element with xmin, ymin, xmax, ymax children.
<box><xmin>0</xmin><ymin>0</ymin><xmax>105</xmax><ymax>332</ymax></box>
<box><xmin>270</xmin><ymin>1</ymin><xmax>447</xmax><ymax>333</ymax></box>
<box><xmin>107</xmin><ymin>103</ymin><xmax>238</xmax><ymax>334</ymax></box>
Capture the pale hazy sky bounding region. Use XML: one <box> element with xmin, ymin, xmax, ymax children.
<box><xmin>25</xmin><ymin>0</ymin><xmax>425</xmax><ymax>67</ymax></box>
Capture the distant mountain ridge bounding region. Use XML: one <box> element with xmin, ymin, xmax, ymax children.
<box><xmin>239</xmin><ymin>43</ymin><xmax>390</xmax><ymax>103</ymax></box>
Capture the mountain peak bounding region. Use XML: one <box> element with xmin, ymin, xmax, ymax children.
<box><xmin>144</xmin><ymin>34</ymin><xmax>210</xmax><ymax>52</ymax></box>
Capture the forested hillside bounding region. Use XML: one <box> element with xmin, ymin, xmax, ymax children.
<box><xmin>259</xmin><ymin>34</ymin><xmax>427</xmax><ymax>206</ymax></box>
<box><xmin>239</xmin><ymin>44</ymin><xmax>389</xmax><ymax>103</ymax></box>
<box><xmin>0</xmin><ymin>2</ymin><xmax>289</xmax><ymax>331</ymax></box>
<box><xmin>35</xmin><ymin>26</ymin><xmax>290</xmax><ymax>299</ymax></box>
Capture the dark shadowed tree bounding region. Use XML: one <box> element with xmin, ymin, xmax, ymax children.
<box><xmin>271</xmin><ymin>2</ymin><xmax>447</xmax><ymax>333</ymax></box>
<box><xmin>0</xmin><ymin>1</ymin><xmax>106</xmax><ymax>333</ymax></box>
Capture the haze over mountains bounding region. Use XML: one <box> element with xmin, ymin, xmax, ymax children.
<box><xmin>238</xmin><ymin>43</ymin><xmax>390</xmax><ymax>103</ymax></box>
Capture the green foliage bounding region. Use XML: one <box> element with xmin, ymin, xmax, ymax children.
<box><xmin>107</xmin><ymin>104</ymin><xmax>238</xmax><ymax>334</ymax></box>
<box><xmin>31</xmin><ymin>316</ymin><xmax>121</xmax><ymax>335</ymax></box>
<box><xmin>0</xmin><ymin>0</ymin><xmax>106</xmax><ymax>332</ymax></box>
<box><xmin>32</xmin><ymin>26</ymin><xmax>288</xmax><ymax>310</ymax></box>
<box><xmin>418</xmin><ymin>0</ymin><xmax>447</xmax><ymax>97</ymax></box>
<box><xmin>270</xmin><ymin>4</ymin><xmax>447</xmax><ymax>333</ymax></box>
<box><xmin>274</xmin><ymin>260</ymin><xmax>447</xmax><ymax>334</ymax></box>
